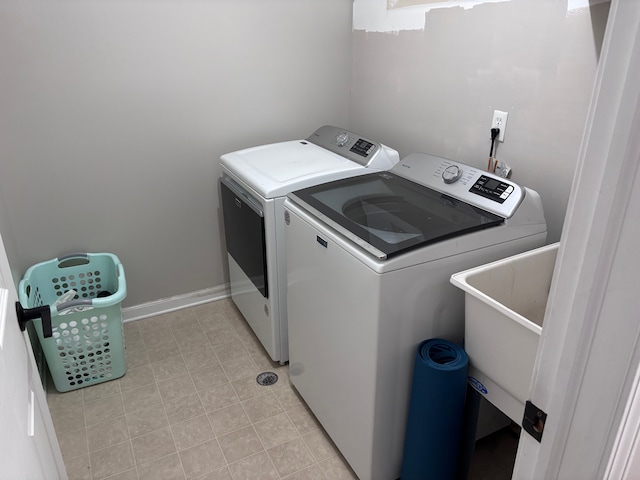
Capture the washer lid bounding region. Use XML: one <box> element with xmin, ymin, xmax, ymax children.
<box><xmin>288</xmin><ymin>171</ymin><xmax>505</xmax><ymax>260</ymax></box>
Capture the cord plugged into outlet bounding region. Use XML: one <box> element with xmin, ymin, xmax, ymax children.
<box><xmin>487</xmin><ymin>128</ymin><xmax>500</xmax><ymax>172</ymax></box>
<box><xmin>491</xmin><ymin>110</ymin><xmax>508</xmax><ymax>142</ymax></box>
<box><xmin>487</xmin><ymin>110</ymin><xmax>512</xmax><ymax>177</ymax></box>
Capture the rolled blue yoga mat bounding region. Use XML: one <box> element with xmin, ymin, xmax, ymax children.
<box><xmin>401</xmin><ymin>339</ymin><xmax>469</xmax><ymax>480</ymax></box>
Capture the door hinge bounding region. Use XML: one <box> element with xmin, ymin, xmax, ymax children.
<box><xmin>522</xmin><ymin>400</ymin><xmax>547</xmax><ymax>442</ymax></box>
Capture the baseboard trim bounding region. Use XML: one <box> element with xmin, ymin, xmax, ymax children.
<box><xmin>122</xmin><ymin>284</ymin><xmax>231</xmax><ymax>323</ymax></box>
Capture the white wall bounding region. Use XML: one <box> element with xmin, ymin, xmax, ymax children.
<box><xmin>0</xmin><ymin>0</ymin><xmax>352</xmax><ymax>306</ymax></box>
<box><xmin>350</xmin><ymin>0</ymin><xmax>609</xmax><ymax>242</ymax></box>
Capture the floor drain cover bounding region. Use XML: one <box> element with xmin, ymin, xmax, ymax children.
<box><xmin>256</xmin><ymin>372</ymin><xmax>278</xmax><ymax>386</ymax></box>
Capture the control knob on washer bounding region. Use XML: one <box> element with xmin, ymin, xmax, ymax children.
<box><xmin>442</xmin><ymin>165</ymin><xmax>463</xmax><ymax>184</ymax></box>
<box><xmin>336</xmin><ymin>132</ymin><xmax>350</xmax><ymax>147</ymax></box>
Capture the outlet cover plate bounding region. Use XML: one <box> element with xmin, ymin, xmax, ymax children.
<box><xmin>491</xmin><ymin>110</ymin><xmax>509</xmax><ymax>142</ymax></box>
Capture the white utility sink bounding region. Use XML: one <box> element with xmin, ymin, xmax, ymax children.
<box><xmin>450</xmin><ymin>242</ymin><xmax>559</xmax><ymax>423</ymax></box>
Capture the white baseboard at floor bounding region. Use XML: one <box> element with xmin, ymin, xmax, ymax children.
<box><xmin>122</xmin><ymin>284</ymin><xmax>231</xmax><ymax>323</ymax></box>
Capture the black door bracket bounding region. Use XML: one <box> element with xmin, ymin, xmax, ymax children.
<box><xmin>15</xmin><ymin>302</ymin><xmax>52</xmax><ymax>338</ymax></box>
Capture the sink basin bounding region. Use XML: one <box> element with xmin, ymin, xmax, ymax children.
<box><xmin>450</xmin><ymin>242</ymin><xmax>559</xmax><ymax>423</ymax></box>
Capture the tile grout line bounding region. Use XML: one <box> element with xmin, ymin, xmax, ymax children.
<box><xmin>79</xmin><ymin>387</ymin><xmax>93</xmax><ymax>480</ymax></box>
<box><xmin>147</xmin><ymin>317</ymin><xmax>193</xmax><ymax>480</ymax></box>
<box><xmin>235</xmin><ymin>390</ymin><xmax>283</xmax><ymax>478</ymax></box>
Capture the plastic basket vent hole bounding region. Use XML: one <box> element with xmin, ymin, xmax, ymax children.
<box><xmin>256</xmin><ymin>372</ymin><xmax>278</xmax><ymax>386</ymax></box>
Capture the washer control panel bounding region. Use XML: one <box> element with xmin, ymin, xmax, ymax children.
<box><xmin>442</xmin><ymin>165</ymin><xmax>463</xmax><ymax>184</ymax></box>
<box><xmin>392</xmin><ymin>153</ymin><xmax>525</xmax><ymax>218</ymax></box>
<box><xmin>469</xmin><ymin>175</ymin><xmax>515</xmax><ymax>204</ymax></box>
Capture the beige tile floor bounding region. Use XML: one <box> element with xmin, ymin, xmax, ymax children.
<box><xmin>48</xmin><ymin>299</ymin><xmax>358</xmax><ymax>480</ymax></box>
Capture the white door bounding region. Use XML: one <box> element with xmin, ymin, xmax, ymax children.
<box><xmin>0</xmin><ymin>230</ymin><xmax>67</xmax><ymax>479</ymax></box>
<box><xmin>513</xmin><ymin>0</ymin><xmax>640</xmax><ymax>477</ymax></box>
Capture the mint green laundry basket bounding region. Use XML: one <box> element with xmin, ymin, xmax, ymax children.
<box><xmin>18</xmin><ymin>253</ymin><xmax>127</xmax><ymax>392</ymax></box>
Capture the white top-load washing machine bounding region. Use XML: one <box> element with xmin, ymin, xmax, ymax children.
<box><xmin>219</xmin><ymin>125</ymin><xmax>399</xmax><ymax>363</ymax></box>
<box><xmin>284</xmin><ymin>153</ymin><xmax>547</xmax><ymax>480</ymax></box>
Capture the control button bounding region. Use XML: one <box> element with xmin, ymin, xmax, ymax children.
<box><xmin>442</xmin><ymin>165</ymin><xmax>463</xmax><ymax>184</ymax></box>
<box><xmin>336</xmin><ymin>132</ymin><xmax>350</xmax><ymax>147</ymax></box>
<box><xmin>500</xmin><ymin>192</ymin><xmax>509</xmax><ymax>199</ymax></box>
<box><xmin>505</xmin><ymin>185</ymin><xmax>514</xmax><ymax>193</ymax></box>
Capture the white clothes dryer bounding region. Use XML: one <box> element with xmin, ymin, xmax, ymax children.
<box><xmin>284</xmin><ymin>153</ymin><xmax>547</xmax><ymax>480</ymax></box>
<box><xmin>219</xmin><ymin>126</ymin><xmax>399</xmax><ymax>363</ymax></box>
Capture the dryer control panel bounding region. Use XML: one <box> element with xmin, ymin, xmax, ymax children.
<box><xmin>307</xmin><ymin>125</ymin><xmax>383</xmax><ymax>167</ymax></box>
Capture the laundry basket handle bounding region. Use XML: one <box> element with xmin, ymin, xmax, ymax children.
<box><xmin>55</xmin><ymin>299</ymin><xmax>94</xmax><ymax>313</ymax></box>
<box><xmin>58</xmin><ymin>252</ymin><xmax>88</xmax><ymax>262</ymax></box>
<box><xmin>57</xmin><ymin>253</ymin><xmax>90</xmax><ymax>268</ymax></box>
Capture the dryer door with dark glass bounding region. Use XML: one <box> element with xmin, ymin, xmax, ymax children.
<box><xmin>220</xmin><ymin>176</ymin><xmax>268</xmax><ymax>297</ymax></box>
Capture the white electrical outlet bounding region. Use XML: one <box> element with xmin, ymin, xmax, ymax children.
<box><xmin>491</xmin><ymin>110</ymin><xmax>509</xmax><ymax>142</ymax></box>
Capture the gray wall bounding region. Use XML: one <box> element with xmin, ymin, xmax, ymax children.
<box><xmin>350</xmin><ymin>1</ymin><xmax>609</xmax><ymax>243</ymax></box>
<box><xmin>0</xmin><ymin>0</ymin><xmax>352</xmax><ymax>307</ymax></box>
<box><xmin>1</xmin><ymin>0</ymin><xmax>609</xmax><ymax>309</ymax></box>
<box><xmin>0</xmin><ymin>184</ymin><xmax>22</xmax><ymax>288</ymax></box>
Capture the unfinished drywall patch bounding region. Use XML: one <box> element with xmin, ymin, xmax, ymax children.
<box><xmin>389</xmin><ymin>0</ymin><xmax>447</xmax><ymax>8</ymax></box>
<box><xmin>567</xmin><ymin>0</ymin><xmax>610</xmax><ymax>13</ymax></box>
<box><xmin>355</xmin><ymin>0</ymin><xmax>610</xmax><ymax>32</ymax></box>
<box><xmin>353</xmin><ymin>0</ymin><xmax>510</xmax><ymax>32</ymax></box>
